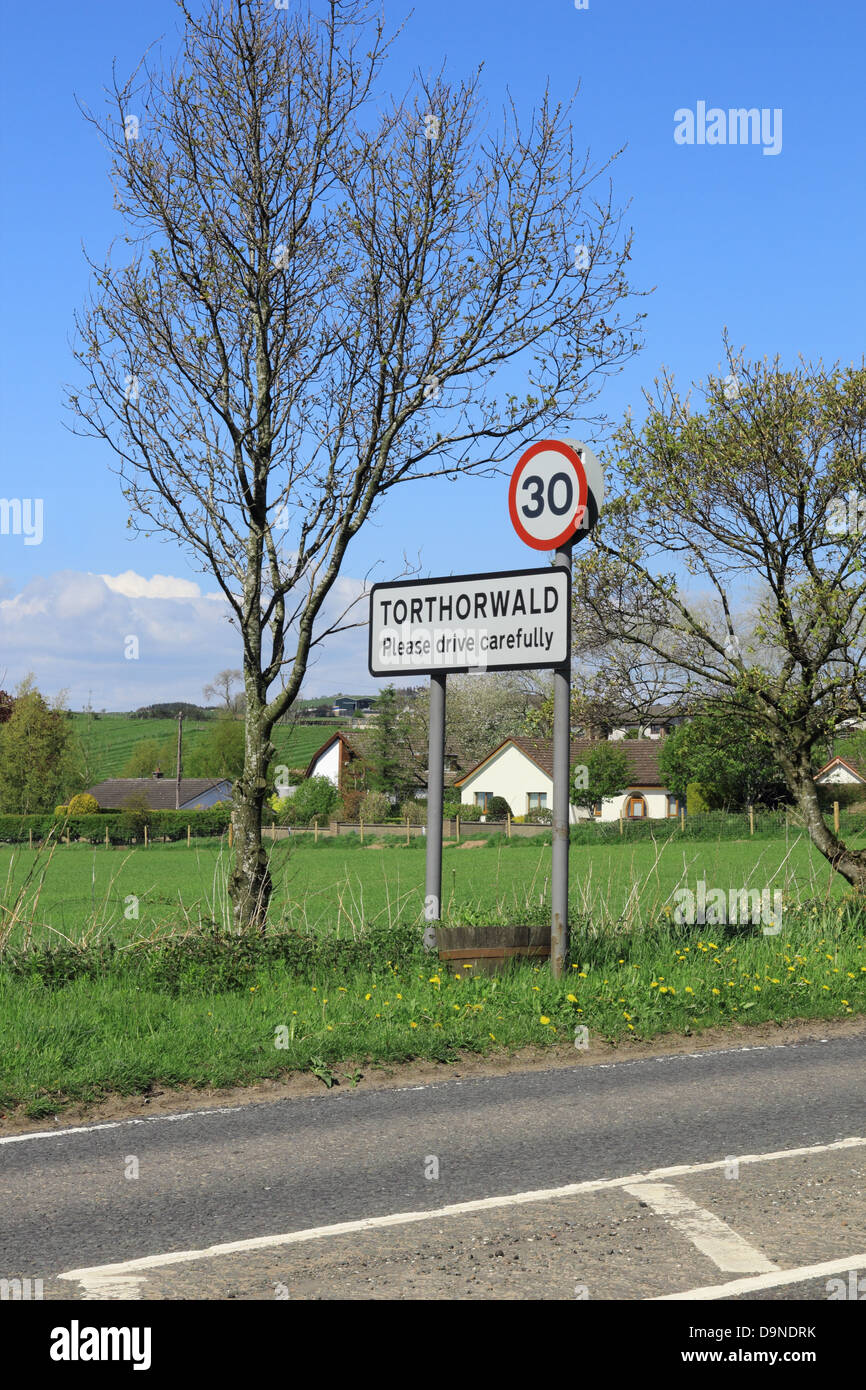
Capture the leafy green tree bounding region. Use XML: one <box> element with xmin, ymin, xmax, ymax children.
<box><xmin>486</xmin><ymin>795</ymin><xmax>513</xmax><ymax>819</ymax></box>
<box><xmin>658</xmin><ymin>711</ymin><xmax>787</xmax><ymax>809</ymax></box>
<box><xmin>0</xmin><ymin>680</ymin><xmax>79</xmax><ymax>812</ymax></box>
<box><xmin>570</xmin><ymin>743</ymin><xmax>631</xmax><ymax>815</ymax></box>
<box><xmin>122</xmin><ymin>739</ymin><xmax>169</xmax><ymax>778</ymax></box>
<box><xmin>573</xmin><ymin>344</ymin><xmax>866</xmax><ymax>891</ymax></box>
<box><xmin>367</xmin><ymin>687</ymin><xmax>416</xmax><ymax>801</ymax></box>
<box><xmin>290</xmin><ymin>776</ymin><xmax>338</xmax><ymax>826</ymax></box>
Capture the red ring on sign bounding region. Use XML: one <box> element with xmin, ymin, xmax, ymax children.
<box><xmin>508</xmin><ymin>440</ymin><xmax>589</xmax><ymax>551</ymax></box>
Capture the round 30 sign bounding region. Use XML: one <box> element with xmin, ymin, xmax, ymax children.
<box><xmin>508</xmin><ymin>439</ymin><xmax>590</xmax><ymax>551</ymax></box>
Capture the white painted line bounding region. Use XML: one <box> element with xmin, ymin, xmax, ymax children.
<box><xmin>653</xmin><ymin>1252</ymin><xmax>866</xmax><ymax>1301</ymax></box>
<box><xmin>623</xmin><ymin>1181</ymin><xmax>777</xmax><ymax>1274</ymax></box>
<box><xmin>57</xmin><ymin>1135</ymin><xmax>866</xmax><ymax>1295</ymax></box>
<box><xmin>0</xmin><ymin>1034</ymin><xmax>849</xmax><ymax>1146</ymax></box>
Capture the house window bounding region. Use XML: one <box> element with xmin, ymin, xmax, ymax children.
<box><xmin>592</xmin><ymin>800</ymin><xmax>602</xmax><ymax>817</ymax></box>
<box><xmin>625</xmin><ymin>794</ymin><xmax>647</xmax><ymax>818</ymax></box>
<box><xmin>475</xmin><ymin>792</ymin><xmax>492</xmax><ymax>810</ymax></box>
<box><xmin>667</xmin><ymin>794</ymin><xmax>679</xmax><ymax>817</ymax></box>
<box><xmin>527</xmin><ymin>792</ymin><xmax>547</xmax><ymax>810</ymax></box>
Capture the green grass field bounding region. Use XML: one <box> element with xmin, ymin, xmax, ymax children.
<box><xmin>0</xmin><ymin>831</ymin><xmax>859</xmax><ymax>946</ymax></box>
<box><xmin>72</xmin><ymin>713</ymin><xmax>340</xmax><ymax>782</ymax></box>
<box><xmin>2</xmin><ymin>832</ymin><xmax>863</xmax><ymax>1116</ymax></box>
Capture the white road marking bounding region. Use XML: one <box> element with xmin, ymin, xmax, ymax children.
<box><xmin>623</xmin><ymin>1181</ymin><xmax>777</xmax><ymax>1274</ymax></box>
<box><xmin>57</xmin><ymin>1135</ymin><xmax>866</xmax><ymax>1295</ymax></box>
<box><xmin>653</xmin><ymin>1252</ymin><xmax>866</xmax><ymax>1301</ymax></box>
<box><xmin>0</xmin><ymin>1035</ymin><xmax>844</xmax><ymax>1146</ymax></box>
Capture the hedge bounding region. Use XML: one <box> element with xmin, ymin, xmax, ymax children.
<box><xmin>0</xmin><ymin>807</ymin><xmax>234</xmax><ymax>845</ymax></box>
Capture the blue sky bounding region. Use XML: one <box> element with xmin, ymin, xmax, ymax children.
<box><xmin>1</xmin><ymin>0</ymin><xmax>863</xmax><ymax>708</ymax></box>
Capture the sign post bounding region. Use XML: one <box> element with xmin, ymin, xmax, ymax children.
<box><xmin>424</xmin><ymin>672</ymin><xmax>446</xmax><ymax>950</ymax></box>
<box><xmin>508</xmin><ymin>439</ymin><xmax>603</xmax><ymax>977</ymax></box>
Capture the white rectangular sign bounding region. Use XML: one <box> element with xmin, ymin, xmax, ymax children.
<box><xmin>368</xmin><ymin>567</ymin><xmax>570</xmax><ymax>676</ymax></box>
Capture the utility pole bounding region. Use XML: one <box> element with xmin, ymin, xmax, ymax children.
<box><xmin>176</xmin><ymin>710</ymin><xmax>183</xmax><ymax>810</ymax></box>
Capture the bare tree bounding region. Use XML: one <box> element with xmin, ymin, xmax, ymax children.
<box><xmin>203</xmin><ymin>668</ymin><xmax>243</xmax><ymax>711</ymax></box>
<box><xmin>69</xmin><ymin>0</ymin><xmax>643</xmax><ymax>927</ymax></box>
<box><xmin>573</xmin><ymin>341</ymin><xmax>866</xmax><ymax>891</ymax></box>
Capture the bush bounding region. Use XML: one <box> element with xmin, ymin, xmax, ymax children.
<box><xmin>686</xmin><ymin>781</ymin><xmax>711</xmax><ymax>814</ymax></box>
<box><xmin>485</xmin><ymin>795</ymin><xmax>513</xmax><ymax>819</ymax></box>
<box><xmin>524</xmin><ymin>807</ymin><xmax>553</xmax><ymax>824</ymax></box>
<box><xmin>67</xmin><ymin>793</ymin><xmax>100</xmax><ymax>816</ymax></box>
<box><xmin>336</xmin><ymin>788</ymin><xmax>364</xmax><ymax>822</ymax></box>
<box><xmin>54</xmin><ymin>805</ymin><xmax>68</xmax><ymax>816</ymax></box>
<box><xmin>360</xmin><ymin>790</ymin><xmax>391</xmax><ymax>822</ymax></box>
<box><xmin>399</xmin><ymin>799</ymin><xmax>426</xmax><ymax>824</ymax></box>
<box><xmin>291</xmin><ymin>775</ymin><xmax>339</xmax><ymax>825</ymax></box>
<box><xmin>456</xmin><ymin>802</ymin><xmax>482</xmax><ymax>821</ymax></box>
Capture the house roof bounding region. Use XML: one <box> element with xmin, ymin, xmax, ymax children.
<box><xmin>455</xmin><ymin>736</ymin><xmax>666</xmax><ymax>788</ymax></box>
<box><xmin>86</xmin><ymin>778</ymin><xmax>232</xmax><ymax>810</ymax></box>
<box><xmin>813</xmin><ymin>754</ymin><xmax>866</xmax><ymax>784</ymax></box>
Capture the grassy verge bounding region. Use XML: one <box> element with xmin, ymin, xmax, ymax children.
<box><xmin>2</xmin><ymin>904</ymin><xmax>863</xmax><ymax>1119</ymax></box>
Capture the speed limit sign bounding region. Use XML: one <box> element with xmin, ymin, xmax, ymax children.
<box><xmin>509</xmin><ymin>439</ymin><xmax>591</xmax><ymax>551</ymax></box>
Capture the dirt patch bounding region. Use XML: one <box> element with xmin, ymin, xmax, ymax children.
<box><xmin>2</xmin><ymin>1014</ymin><xmax>863</xmax><ymax>1137</ymax></box>
<box><xmin>458</xmin><ymin>839</ymin><xmax>487</xmax><ymax>849</ymax></box>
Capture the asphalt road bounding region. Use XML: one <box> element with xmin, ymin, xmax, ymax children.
<box><xmin>2</xmin><ymin>1033</ymin><xmax>865</xmax><ymax>1300</ymax></box>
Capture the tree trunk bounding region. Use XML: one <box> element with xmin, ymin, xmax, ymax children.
<box><xmin>782</xmin><ymin>748</ymin><xmax>866</xmax><ymax>894</ymax></box>
<box><xmin>228</xmin><ymin>690</ymin><xmax>274</xmax><ymax>931</ymax></box>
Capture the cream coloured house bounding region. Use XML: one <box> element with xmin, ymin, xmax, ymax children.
<box><xmin>454</xmin><ymin>736</ymin><xmax>681</xmax><ymax>822</ymax></box>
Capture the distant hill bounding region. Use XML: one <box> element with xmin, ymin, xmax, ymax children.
<box><xmin>72</xmin><ymin>713</ymin><xmax>342</xmax><ymax>783</ymax></box>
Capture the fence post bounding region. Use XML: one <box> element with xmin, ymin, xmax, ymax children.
<box><xmin>143</xmin><ymin>824</ymin><xmax>148</xmax><ymax>849</ymax></box>
<box><xmin>105</xmin><ymin>824</ymin><xmax>109</xmax><ymax>848</ymax></box>
<box><xmin>749</xmin><ymin>805</ymin><xmax>755</xmax><ymax>836</ymax></box>
<box><xmin>619</xmin><ymin>812</ymin><xmax>623</xmax><ymax>836</ymax></box>
<box><xmin>360</xmin><ymin>817</ymin><xmax>364</xmax><ymax>844</ymax></box>
<box><xmin>29</xmin><ymin>828</ymin><xmax>33</xmax><ymax>850</ymax></box>
<box><xmin>680</xmin><ymin>806</ymin><xmax>685</xmax><ymax>832</ymax></box>
<box><xmin>834</xmin><ymin>800</ymin><xmax>840</xmax><ymax>834</ymax></box>
<box><xmin>507</xmin><ymin>811</ymin><xmax>511</xmax><ymax>839</ymax></box>
<box><xmin>406</xmin><ymin>816</ymin><xmax>410</xmax><ymax>846</ymax></box>
<box><xmin>314</xmin><ymin>817</ymin><xmax>319</xmax><ymax>844</ymax></box>
<box><xmin>187</xmin><ymin>823</ymin><xmax>191</xmax><ymax>847</ymax></box>
<box><xmin>228</xmin><ymin>821</ymin><xmax>233</xmax><ymax>848</ymax></box>
<box><xmin>456</xmin><ymin>813</ymin><xmax>460</xmax><ymax>843</ymax></box>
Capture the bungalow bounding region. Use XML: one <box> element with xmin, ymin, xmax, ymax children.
<box><xmin>87</xmin><ymin>773</ymin><xmax>232</xmax><ymax>811</ymax></box>
<box><xmin>454</xmin><ymin>736</ymin><xmax>681</xmax><ymax>822</ymax></box>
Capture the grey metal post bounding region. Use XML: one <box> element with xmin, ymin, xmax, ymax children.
<box><xmin>424</xmin><ymin>672</ymin><xmax>446</xmax><ymax>951</ymax></box>
<box><xmin>551</xmin><ymin>542</ymin><xmax>573</xmax><ymax>977</ymax></box>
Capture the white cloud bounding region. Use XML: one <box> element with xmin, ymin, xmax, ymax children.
<box><xmin>0</xmin><ymin>569</ymin><xmax>397</xmax><ymax>709</ymax></box>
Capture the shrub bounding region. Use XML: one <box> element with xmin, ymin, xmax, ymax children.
<box><xmin>524</xmin><ymin>807</ymin><xmax>553</xmax><ymax>824</ymax></box>
<box><xmin>336</xmin><ymin>788</ymin><xmax>364</xmax><ymax>822</ymax></box>
<box><xmin>54</xmin><ymin>805</ymin><xmax>68</xmax><ymax>816</ymax></box>
<box><xmin>399</xmin><ymin>799</ymin><xmax>426</xmax><ymax>824</ymax></box>
<box><xmin>360</xmin><ymin>790</ymin><xmax>391</xmax><ymax>822</ymax></box>
<box><xmin>456</xmin><ymin>802</ymin><xmax>482</xmax><ymax>821</ymax></box>
<box><xmin>485</xmin><ymin>795</ymin><xmax>512</xmax><ymax>819</ymax></box>
<box><xmin>291</xmin><ymin>775</ymin><xmax>339</xmax><ymax>825</ymax></box>
<box><xmin>686</xmin><ymin>781</ymin><xmax>711</xmax><ymax>814</ymax></box>
<box><xmin>67</xmin><ymin>793</ymin><xmax>100</xmax><ymax>816</ymax></box>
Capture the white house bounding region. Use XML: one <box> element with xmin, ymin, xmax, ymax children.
<box><xmin>454</xmin><ymin>736</ymin><xmax>681</xmax><ymax>822</ymax></box>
